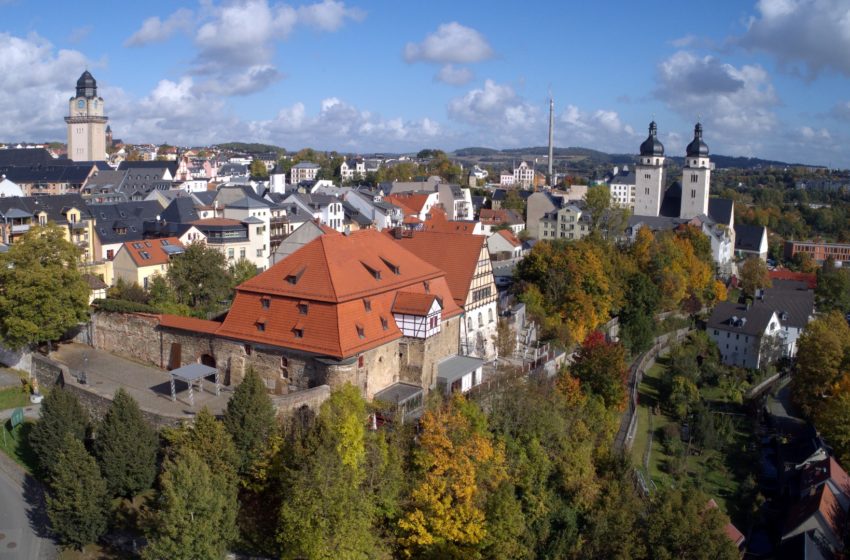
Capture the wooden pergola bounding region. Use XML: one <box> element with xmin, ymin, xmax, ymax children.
<box><xmin>168</xmin><ymin>363</ymin><xmax>220</xmax><ymax>407</ymax></box>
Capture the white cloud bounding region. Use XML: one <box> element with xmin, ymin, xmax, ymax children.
<box><xmin>831</xmin><ymin>100</ymin><xmax>850</xmax><ymax>120</ymax></box>
<box><xmin>740</xmin><ymin>0</ymin><xmax>850</xmax><ymax>78</ymax></box>
<box><xmin>68</xmin><ymin>25</ymin><xmax>93</xmax><ymax>44</ymax></box>
<box><xmin>404</xmin><ymin>22</ymin><xmax>493</xmax><ymax>64</ymax></box>
<box><xmin>800</xmin><ymin>125</ymin><xmax>831</xmax><ymax>140</ymax></box>
<box><xmin>654</xmin><ymin>50</ymin><xmax>778</xmax><ymax>155</ymax></box>
<box><xmin>124</xmin><ymin>8</ymin><xmax>193</xmax><ymax>47</ymax></box>
<box><xmin>447</xmin><ymin>80</ymin><xmax>537</xmax><ymax>137</ymax></box>
<box><xmin>296</xmin><ymin>0</ymin><xmax>364</xmax><ymax>31</ymax></box>
<box><xmin>248</xmin><ymin>97</ymin><xmax>442</xmax><ymax>151</ymax></box>
<box><xmin>0</xmin><ymin>33</ymin><xmax>89</xmax><ymax>140</ymax></box>
<box><xmin>557</xmin><ymin>104</ymin><xmax>638</xmax><ymax>152</ymax></box>
<box><xmin>436</xmin><ymin>64</ymin><xmax>474</xmax><ymax>85</ymax></box>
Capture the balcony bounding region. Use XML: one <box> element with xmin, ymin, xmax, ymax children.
<box><xmin>10</xmin><ymin>224</ymin><xmax>30</xmax><ymax>234</ymax></box>
<box><xmin>206</xmin><ymin>236</ymin><xmax>249</xmax><ymax>244</ymax></box>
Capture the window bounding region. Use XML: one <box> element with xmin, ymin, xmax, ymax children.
<box><xmin>256</xmin><ymin>322</ymin><xmax>266</xmax><ymax>332</ymax></box>
<box><xmin>467</xmin><ymin>317</ymin><xmax>473</xmax><ymax>331</ymax></box>
<box><xmin>488</xmin><ymin>309</ymin><xmax>494</xmax><ymax>323</ymax></box>
<box><xmin>381</xmin><ymin>317</ymin><xmax>389</xmax><ymax>330</ymax></box>
<box><xmin>356</xmin><ymin>325</ymin><xmax>365</xmax><ymax>339</ymax></box>
<box><xmin>691</xmin><ymin>189</ymin><xmax>696</xmax><ymax>198</ymax></box>
<box><xmin>281</xmin><ymin>356</ymin><xmax>288</xmax><ymax>368</ymax></box>
<box><xmin>244</xmin><ymin>344</ymin><xmax>252</xmax><ymax>355</ymax></box>
<box><xmin>261</xmin><ymin>298</ymin><xmax>270</xmax><ymax>309</ymax></box>
<box><xmin>298</xmin><ymin>303</ymin><xmax>308</xmax><ymax>315</ymax></box>
<box><xmin>240</xmin><ymin>248</ymin><xmax>246</xmax><ymax>259</ymax></box>
<box><xmin>423</xmin><ymin>281</ymin><xmax>430</xmax><ymax>293</ymax></box>
<box><xmin>227</xmin><ymin>248</ymin><xmax>234</xmax><ymax>259</ymax></box>
<box><xmin>429</xmin><ymin>315</ymin><xmax>438</xmax><ymax>329</ymax></box>
<box><xmin>358</xmin><ymin>355</ymin><xmax>364</xmax><ymax>368</ymax></box>
<box><xmin>106</xmin><ymin>249</ymin><xmax>114</xmax><ymax>259</ymax></box>
<box><xmin>293</xmin><ymin>328</ymin><xmax>303</xmax><ymax>338</ymax></box>
<box><xmin>363</xmin><ymin>298</ymin><xmax>371</xmax><ymax>311</ymax></box>
<box><xmin>478</xmin><ymin>312</ymin><xmax>483</xmax><ymax>327</ymax></box>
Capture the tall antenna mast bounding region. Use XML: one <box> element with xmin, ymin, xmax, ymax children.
<box><xmin>547</xmin><ymin>95</ymin><xmax>554</xmax><ymax>185</ymax></box>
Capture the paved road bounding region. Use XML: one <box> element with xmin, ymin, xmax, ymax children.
<box><xmin>0</xmin><ymin>459</ymin><xmax>55</xmax><ymax>559</ymax></box>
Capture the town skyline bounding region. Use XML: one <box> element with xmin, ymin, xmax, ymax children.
<box><xmin>1</xmin><ymin>0</ymin><xmax>849</xmax><ymax>167</ymax></box>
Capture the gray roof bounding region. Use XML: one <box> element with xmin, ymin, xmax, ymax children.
<box><xmin>758</xmin><ymin>282</ymin><xmax>814</xmax><ymax>329</ymax></box>
<box><xmin>292</xmin><ymin>161</ymin><xmax>320</xmax><ymax>169</ymax></box>
<box><xmin>229</xmin><ymin>196</ymin><xmax>271</xmax><ymax>209</ymax></box>
<box><xmin>437</xmin><ymin>355</ymin><xmax>485</xmax><ymax>385</ymax></box>
<box><xmin>1</xmin><ymin>207</ymin><xmax>32</xmax><ymax>218</ymax></box>
<box><xmin>241</xmin><ymin>216</ymin><xmax>263</xmax><ymax>224</ymax></box>
<box><xmin>706</xmin><ymin>302</ymin><xmax>776</xmax><ymax>336</ymax></box>
<box><xmin>708</xmin><ymin>198</ymin><xmax>734</xmax><ymax>225</ymax></box>
<box><xmin>169</xmin><ymin>363</ymin><xmax>217</xmax><ymax>382</ymax></box>
<box><xmin>373</xmin><ymin>382</ymin><xmax>422</xmax><ymax>405</ymax></box>
<box><xmin>735</xmin><ymin>224</ymin><xmax>766</xmax><ymax>252</ymax></box>
<box><xmin>609</xmin><ymin>172</ymin><xmax>636</xmax><ymax>185</ymax></box>
<box><xmin>89</xmin><ymin>200</ymin><xmax>162</xmax><ymax>245</ymax></box>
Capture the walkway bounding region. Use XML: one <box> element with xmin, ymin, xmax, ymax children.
<box><xmin>50</xmin><ymin>343</ymin><xmax>232</xmax><ymax>418</ymax></box>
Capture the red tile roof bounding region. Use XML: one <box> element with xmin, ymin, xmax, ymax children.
<box><xmin>384</xmin><ymin>193</ymin><xmax>431</xmax><ymax>214</ymax></box>
<box><xmin>423</xmin><ymin>207</ymin><xmax>478</xmax><ymax>234</ymax></box>
<box><xmin>392</xmin><ymin>292</ymin><xmax>439</xmax><ymax>316</ymax></box>
<box><xmin>769</xmin><ymin>269</ymin><xmax>817</xmax><ymax>289</ymax></box>
<box><xmin>706</xmin><ymin>499</ymin><xmax>745</xmax><ymax>548</ymax></box>
<box><xmin>389</xmin><ymin>230</ymin><xmax>487</xmax><ymax>307</ymax></box>
<box><xmin>119</xmin><ymin>237</ymin><xmax>183</xmax><ymax>267</ymax></box>
<box><xmin>159</xmin><ymin>314</ymin><xmax>221</xmax><ymax>335</ymax></box>
<box><xmin>495</xmin><ymin>228</ymin><xmax>522</xmax><ymax>247</ymax></box>
<box><xmin>784</xmin><ymin>483</ymin><xmax>847</xmax><ymax>543</ymax></box>
<box><xmin>213</xmin><ymin>229</ymin><xmax>461</xmax><ymax>358</ymax></box>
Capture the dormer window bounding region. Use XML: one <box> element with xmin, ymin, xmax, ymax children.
<box><xmin>293</xmin><ymin>328</ymin><xmax>303</xmax><ymax>338</ymax></box>
<box><xmin>423</xmin><ymin>281</ymin><xmax>430</xmax><ymax>293</ymax></box>
<box><xmin>380</xmin><ymin>317</ymin><xmax>389</xmax><ymax>330</ymax></box>
<box><xmin>356</xmin><ymin>324</ymin><xmax>365</xmax><ymax>339</ymax></box>
<box><xmin>380</xmin><ymin>257</ymin><xmax>400</xmax><ymax>275</ymax></box>
<box><xmin>362</xmin><ymin>262</ymin><xmax>381</xmax><ymax>280</ymax></box>
<box><xmin>363</xmin><ymin>298</ymin><xmax>371</xmax><ymax>312</ymax></box>
<box><xmin>261</xmin><ymin>297</ymin><xmax>270</xmax><ymax>309</ymax></box>
<box><xmin>256</xmin><ymin>321</ymin><xmax>266</xmax><ymax>332</ymax></box>
<box><xmin>297</xmin><ymin>302</ymin><xmax>308</xmax><ymax>315</ymax></box>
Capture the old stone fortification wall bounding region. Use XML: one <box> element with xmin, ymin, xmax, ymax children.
<box><xmin>31</xmin><ymin>353</ymin><xmax>185</xmax><ymax>428</ymax></box>
<box><xmin>399</xmin><ymin>315</ymin><xmax>460</xmax><ymax>390</ymax></box>
<box><xmin>272</xmin><ymin>385</ymin><xmax>331</xmax><ymax>419</ymax></box>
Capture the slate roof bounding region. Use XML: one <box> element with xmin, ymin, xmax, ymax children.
<box><xmin>228</xmin><ymin>196</ymin><xmax>271</xmax><ymax>209</ymax></box>
<box><xmin>0</xmin><ymin>148</ymin><xmax>54</xmax><ymax>166</ymax></box>
<box><xmin>0</xmin><ymin>163</ymin><xmax>95</xmax><ymax>185</ymax></box>
<box><xmin>292</xmin><ymin>161</ymin><xmax>320</xmax><ymax>169</ymax></box>
<box><xmin>708</xmin><ymin>198</ymin><xmax>734</xmax><ymax>225</ymax></box>
<box><xmin>118</xmin><ymin>160</ymin><xmax>179</xmax><ymax>176</ymax></box>
<box><xmin>758</xmin><ymin>282</ymin><xmax>814</xmax><ymax>329</ymax></box>
<box><xmin>89</xmin><ymin>200</ymin><xmax>162</xmax><ymax>245</ymax></box>
<box><xmin>706</xmin><ymin>301</ymin><xmax>777</xmax><ymax>336</ymax></box>
<box><xmin>160</xmin><ymin>197</ymin><xmax>201</xmax><ymax>224</ymax></box>
<box><xmin>609</xmin><ymin>171</ymin><xmax>636</xmax><ymax>185</ymax></box>
<box><xmin>735</xmin><ymin>224</ymin><xmax>766</xmax><ymax>252</ymax></box>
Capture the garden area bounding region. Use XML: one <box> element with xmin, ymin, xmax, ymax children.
<box><xmin>630</xmin><ymin>332</ymin><xmax>761</xmax><ymax>527</ymax></box>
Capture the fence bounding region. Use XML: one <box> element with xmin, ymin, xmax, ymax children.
<box><xmin>613</xmin><ymin>327</ymin><xmax>691</xmax><ymax>453</ymax></box>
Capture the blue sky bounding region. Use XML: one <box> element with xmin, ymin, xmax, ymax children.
<box><xmin>2</xmin><ymin>0</ymin><xmax>850</xmax><ymax>167</ymax></box>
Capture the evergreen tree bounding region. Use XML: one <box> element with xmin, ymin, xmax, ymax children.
<box><xmin>29</xmin><ymin>388</ymin><xmax>89</xmax><ymax>479</ymax></box>
<box><xmin>223</xmin><ymin>369</ymin><xmax>276</xmax><ymax>474</ymax></box>
<box><xmin>93</xmin><ymin>388</ymin><xmax>158</xmax><ymax>497</ymax></box>
<box><xmin>161</xmin><ymin>408</ymin><xmax>239</xmax><ymax>485</ymax></box>
<box><xmin>46</xmin><ymin>434</ymin><xmax>110</xmax><ymax>549</ymax></box>
<box><xmin>143</xmin><ymin>448</ymin><xmax>238</xmax><ymax>560</ymax></box>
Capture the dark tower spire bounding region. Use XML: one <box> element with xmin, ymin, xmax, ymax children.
<box><xmin>76</xmin><ymin>70</ymin><xmax>97</xmax><ymax>98</ymax></box>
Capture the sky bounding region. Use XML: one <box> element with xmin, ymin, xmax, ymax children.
<box><xmin>2</xmin><ymin>0</ymin><xmax>850</xmax><ymax>167</ymax></box>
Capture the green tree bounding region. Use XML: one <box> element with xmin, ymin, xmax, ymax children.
<box><xmin>739</xmin><ymin>257</ymin><xmax>772</xmax><ymax>298</ymax></box>
<box><xmin>502</xmin><ymin>189</ymin><xmax>526</xmax><ymax>214</ymax></box>
<box><xmin>162</xmin><ymin>408</ymin><xmax>239</xmax><ymax>483</ymax></box>
<box><xmin>570</xmin><ymin>331</ymin><xmax>628</xmax><ymax>410</ymax></box>
<box><xmin>229</xmin><ymin>258</ymin><xmax>258</xmax><ymax>290</ymax></box>
<box><xmin>641</xmin><ymin>487</ymin><xmax>739</xmax><ymax>560</ymax></box>
<box><xmin>492</xmin><ymin>318</ymin><xmax>516</xmax><ymax>358</ymax></box>
<box><xmin>792</xmin><ymin>311</ymin><xmax>850</xmax><ymax>416</ymax></box>
<box><xmin>276</xmin><ymin>384</ymin><xmax>386</xmax><ymax>559</ymax></box>
<box><xmin>143</xmin><ymin>448</ymin><xmax>238</xmax><ymax>560</ymax></box>
<box><xmin>619</xmin><ymin>272</ymin><xmax>661</xmax><ymax>354</ymax></box>
<box><xmin>167</xmin><ymin>242</ymin><xmax>231</xmax><ymax>315</ymax></box>
<box><xmin>249</xmin><ymin>159</ymin><xmax>269</xmax><ymax>180</ymax></box>
<box><xmin>0</xmin><ymin>224</ymin><xmax>89</xmax><ymax>348</ymax></box>
<box><xmin>93</xmin><ymin>389</ymin><xmax>158</xmax><ymax>498</ymax></box>
<box><xmin>816</xmin><ymin>258</ymin><xmax>850</xmax><ymax>314</ymax></box>
<box><xmin>46</xmin><ymin>434</ymin><xmax>110</xmax><ymax>549</ymax></box>
<box><xmin>223</xmin><ymin>369</ymin><xmax>276</xmax><ymax>475</ymax></box>
<box><xmin>147</xmin><ymin>274</ymin><xmax>191</xmax><ymax>315</ymax></box>
<box><xmin>29</xmin><ymin>388</ymin><xmax>90</xmax><ymax>479</ymax></box>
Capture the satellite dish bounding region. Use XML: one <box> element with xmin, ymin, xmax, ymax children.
<box><xmin>156</xmin><ymin>215</ymin><xmax>161</xmax><ymax>221</ymax></box>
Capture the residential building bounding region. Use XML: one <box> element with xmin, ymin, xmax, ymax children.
<box><xmin>782</xmin><ymin>484</ymin><xmax>847</xmax><ymax>555</ymax></box>
<box><xmin>112</xmin><ymin>237</ymin><xmax>184</xmax><ymax>289</ymax></box>
<box><xmin>538</xmin><ymin>202</ymin><xmax>591</xmax><ymax>241</ymax></box>
<box><xmin>499</xmin><ymin>171</ymin><xmax>515</xmax><ymax>186</ymax></box>
<box><xmin>757</xmin><ymin>279</ymin><xmax>815</xmax><ymax>358</ymax></box>
<box><xmin>65</xmin><ymin>71</ymin><xmax>108</xmax><ymax>162</ymax></box>
<box><xmin>706</xmin><ymin>302</ymin><xmax>783</xmax><ymax>369</ymax></box>
<box><xmin>383</xmin><ymin>192</ymin><xmax>441</xmax><ymax>223</ymax></box>
<box><xmin>390</xmin><ymin>229</ymin><xmax>499</xmax><ymax>360</ymax></box>
<box><xmin>478</xmin><ymin>208</ymin><xmax>524</xmax><ymax>235</ymax></box>
<box><xmin>487</xmin><ymin>229</ymin><xmax>527</xmax><ymax>260</ymax></box>
<box><xmin>283</xmin><ymin>193</ymin><xmax>345</xmax><ymax>232</ymax></box>
<box><xmin>609</xmin><ymin>171</ymin><xmax>635</xmax><ymax>209</ymax></box>
<box><xmin>735</xmin><ymin>224</ymin><xmax>769</xmax><ymax>260</ymax></box>
<box><xmin>290</xmin><ymin>161</ymin><xmax>320</xmax><ymax>183</ymax></box>
<box><xmin>513</xmin><ymin>161</ymin><xmax>535</xmax><ymax>188</ymax></box>
<box><xmin>192</xmin><ymin>217</ymin><xmax>268</xmax><ymax>270</ymax></box>
<box><xmin>340</xmin><ymin>158</ymin><xmax>366</xmax><ymax>181</ymax></box>
<box><xmin>89</xmin><ymin>200</ymin><xmax>162</xmax><ymax>261</ymax></box>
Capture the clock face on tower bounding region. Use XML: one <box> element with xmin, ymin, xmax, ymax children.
<box><xmin>77</xmin><ymin>99</ymin><xmax>85</xmax><ymax>109</ymax></box>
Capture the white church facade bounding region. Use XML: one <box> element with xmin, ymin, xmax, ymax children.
<box><xmin>65</xmin><ymin>71</ymin><xmax>108</xmax><ymax>162</ymax></box>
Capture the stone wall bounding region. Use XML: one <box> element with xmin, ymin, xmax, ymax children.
<box><xmin>271</xmin><ymin>385</ymin><xmax>331</xmax><ymax>419</ymax></box>
<box><xmin>400</xmin><ymin>315</ymin><xmax>460</xmax><ymax>390</ymax></box>
<box><xmin>31</xmin><ymin>353</ymin><xmax>66</xmax><ymax>389</ymax></box>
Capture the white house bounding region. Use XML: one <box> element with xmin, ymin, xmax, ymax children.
<box><xmin>340</xmin><ymin>158</ymin><xmax>366</xmax><ymax>181</ymax></box>
<box><xmin>707</xmin><ymin>303</ymin><xmax>783</xmax><ymax>369</ymax></box>
<box><xmin>513</xmin><ymin>161</ymin><xmax>535</xmax><ymax>188</ymax></box>
<box><xmin>436</xmin><ymin>355</ymin><xmax>485</xmax><ymax>395</ymax></box>
<box><xmin>290</xmin><ymin>161</ymin><xmax>320</xmax><ymax>183</ymax></box>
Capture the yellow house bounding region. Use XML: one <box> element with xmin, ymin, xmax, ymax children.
<box><xmin>112</xmin><ymin>237</ymin><xmax>184</xmax><ymax>288</ymax></box>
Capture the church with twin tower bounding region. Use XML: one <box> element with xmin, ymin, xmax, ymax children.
<box><xmin>633</xmin><ymin>120</ymin><xmax>712</xmax><ymax>220</ymax></box>
<box><xmin>65</xmin><ymin>71</ymin><xmax>108</xmax><ymax>162</ymax></box>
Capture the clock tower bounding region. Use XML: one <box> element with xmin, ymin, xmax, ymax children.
<box><xmin>65</xmin><ymin>71</ymin><xmax>108</xmax><ymax>162</ymax></box>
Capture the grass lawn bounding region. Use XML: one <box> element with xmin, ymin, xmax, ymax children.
<box><xmin>631</xmin><ymin>355</ymin><xmax>755</xmax><ymax>523</ymax></box>
<box><xmin>0</xmin><ymin>386</ymin><xmax>30</xmax><ymax>411</ymax></box>
<box><xmin>0</xmin><ymin>420</ymin><xmax>39</xmax><ymax>473</ymax></box>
